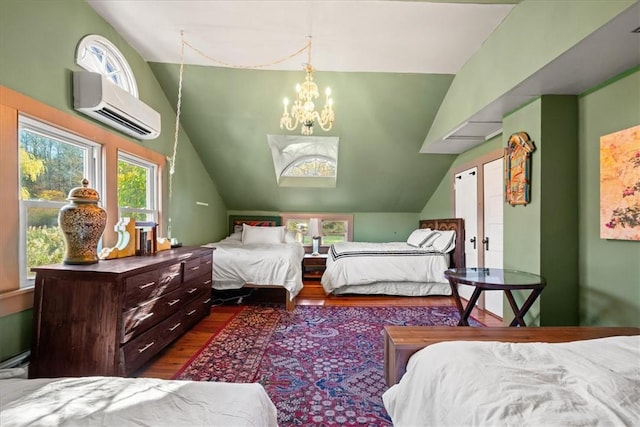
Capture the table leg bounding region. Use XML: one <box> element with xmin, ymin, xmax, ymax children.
<box><xmin>459</xmin><ymin>288</ymin><xmax>483</xmax><ymax>326</ymax></box>
<box><xmin>448</xmin><ymin>279</ymin><xmax>466</xmax><ymax>324</ymax></box>
<box><xmin>505</xmin><ymin>291</ymin><xmax>526</xmax><ymax>326</ymax></box>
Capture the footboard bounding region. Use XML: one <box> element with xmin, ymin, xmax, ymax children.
<box><xmin>383</xmin><ymin>326</ymin><xmax>640</xmax><ymax>386</ymax></box>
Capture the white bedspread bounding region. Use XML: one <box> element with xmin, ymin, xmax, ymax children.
<box><xmin>383</xmin><ymin>335</ymin><xmax>640</xmax><ymax>427</ymax></box>
<box><xmin>204</xmin><ymin>238</ymin><xmax>304</xmax><ymax>300</ymax></box>
<box><xmin>321</xmin><ymin>242</ymin><xmax>449</xmax><ymax>294</ymax></box>
<box><xmin>1</xmin><ymin>376</ymin><xmax>278</xmax><ymax>426</ymax></box>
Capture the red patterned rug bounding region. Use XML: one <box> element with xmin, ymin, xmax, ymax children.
<box><xmin>174</xmin><ymin>305</ymin><xmax>483</xmax><ymax>426</ymax></box>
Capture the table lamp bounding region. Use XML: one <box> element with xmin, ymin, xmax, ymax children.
<box><xmin>308</xmin><ymin>218</ymin><xmax>321</xmax><ymax>256</ymax></box>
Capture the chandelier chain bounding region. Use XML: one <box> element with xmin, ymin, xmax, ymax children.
<box><xmin>182</xmin><ymin>36</ymin><xmax>311</xmax><ymax>69</ymax></box>
<box><xmin>167</xmin><ymin>30</ymin><xmax>186</xmax><ymax>239</ymax></box>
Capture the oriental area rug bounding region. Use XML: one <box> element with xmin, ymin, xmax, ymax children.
<box><xmin>174</xmin><ymin>305</ymin><xmax>483</xmax><ymax>426</ymax></box>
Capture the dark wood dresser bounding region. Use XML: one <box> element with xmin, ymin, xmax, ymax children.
<box><xmin>29</xmin><ymin>246</ymin><xmax>213</xmax><ymax>378</ymax></box>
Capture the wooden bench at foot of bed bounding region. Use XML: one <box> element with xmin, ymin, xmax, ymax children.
<box><xmin>383</xmin><ymin>326</ymin><xmax>640</xmax><ymax>386</ymax></box>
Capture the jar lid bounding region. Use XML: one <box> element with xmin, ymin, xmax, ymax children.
<box><xmin>67</xmin><ymin>179</ymin><xmax>100</xmax><ymax>202</ymax></box>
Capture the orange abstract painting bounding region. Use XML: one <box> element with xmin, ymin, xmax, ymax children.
<box><xmin>600</xmin><ymin>125</ymin><xmax>640</xmax><ymax>240</ymax></box>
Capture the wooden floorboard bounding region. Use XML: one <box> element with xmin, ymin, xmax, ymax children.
<box><xmin>135</xmin><ymin>282</ymin><xmax>503</xmax><ymax>379</ymax></box>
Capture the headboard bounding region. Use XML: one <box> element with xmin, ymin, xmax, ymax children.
<box><xmin>228</xmin><ymin>215</ymin><xmax>282</xmax><ymax>235</ymax></box>
<box><xmin>419</xmin><ymin>218</ymin><xmax>465</xmax><ymax>269</ymax></box>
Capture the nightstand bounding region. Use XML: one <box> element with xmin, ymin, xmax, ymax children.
<box><xmin>302</xmin><ymin>253</ymin><xmax>328</xmax><ymax>280</ymax></box>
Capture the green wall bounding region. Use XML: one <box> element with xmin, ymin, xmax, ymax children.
<box><xmin>421</xmin><ymin>70</ymin><xmax>639</xmax><ymax>327</ymax></box>
<box><xmin>424</xmin><ymin>0</ymin><xmax>635</xmax><ymax>149</ymax></box>
<box><xmin>0</xmin><ymin>310</ymin><xmax>32</xmax><ymax>362</ymax></box>
<box><xmin>503</xmin><ymin>96</ymin><xmax>580</xmax><ymax>326</ymax></box>
<box><xmin>578</xmin><ymin>69</ymin><xmax>640</xmax><ymax>326</ymax></box>
<box><xmin>353</xmin><ymin>213</ymin><xmax>420</xmax><ymax>242</ymax></box>
<box><xmin>420</xmin><ymin>135</ymin><xmax>503</xmax><ymax>219</ymax></box>
<box><xmin>0</xmin><ymin>0</ymin><xmax>228</xmax><ymax>245</ymax></box>
<box><xmin>0</xmin><ymin>0</ymin><xmax>228</xmax><ymax>362</ymax></box>
<box><xmin>228</xmin><ymin>210</ymin><xmax>421</xmax><ymax>242</ymax></box>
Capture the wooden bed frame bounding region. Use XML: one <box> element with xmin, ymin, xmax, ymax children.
<box><xmin>419</xmin><ymin>218</ymin><xmax>465</xmax><ymax>268</ymax></box>
<box><xmin>383</xmin><ymin>326</ymin><xmax>640</xmax><ymax>386</ymax></box>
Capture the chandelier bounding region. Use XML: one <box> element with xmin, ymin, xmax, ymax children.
<box><xmin>280</xmin><ymin>39</ymin><xmax>334</xmax><ymax>136</ymax></box>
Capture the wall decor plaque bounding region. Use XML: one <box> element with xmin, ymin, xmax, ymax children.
<box><xmin>504</xmin><ymin>132</ymin><xmax>536</xmax><ymax>206</ymax></box>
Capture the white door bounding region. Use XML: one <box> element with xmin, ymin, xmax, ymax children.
<box><xmin>483</xmin><ymin>158</ymin><xmax>504</xmax><ymax>317</ymax></box>
<box><xmin>454</xmin><ymin>167</ymin><xmax>478</xmax><ymax>300</ymax></box>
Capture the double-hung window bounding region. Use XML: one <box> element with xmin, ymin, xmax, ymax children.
<box><xmin>281</xmin><ymin>214</ymin><xmax>353</xmax><ymax>246</ymax></box>
<box><xmin>18</xmin><ymin>116</ymin><xmax>102</xmax><ymax>286</ymax></box>
<box><xmin>117</xmin><ymin>152</ymin><xmax>158</xmax><ymax>223</ymax></box>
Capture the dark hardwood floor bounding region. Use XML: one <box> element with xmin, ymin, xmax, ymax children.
<box><xmin>136</xmin><ymin>281</ymin><xmax>503</xmax><ymax>379</ymax></box>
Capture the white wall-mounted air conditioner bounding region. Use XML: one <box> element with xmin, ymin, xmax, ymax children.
<box><xmin>73</xmin><ymin>71</ymin><xmax>161</xmax><ymax>140</ymax></box>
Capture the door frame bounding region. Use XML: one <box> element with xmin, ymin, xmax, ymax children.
<box><xmin>450</xmin><ymin>148</ymin><xmax>504</xmax><ymax>268</ymax></box>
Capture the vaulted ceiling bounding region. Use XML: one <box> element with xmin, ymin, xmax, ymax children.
<box><xmin>86</xmin><ymin>0</ymin><xmax>519</xmax><ymax>212</ymax></box>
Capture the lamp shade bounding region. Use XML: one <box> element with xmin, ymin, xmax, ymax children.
<box><xmin>307</xmin><ymin>218</ymin><xmax>320</xmax><ymax>237</ymax></box>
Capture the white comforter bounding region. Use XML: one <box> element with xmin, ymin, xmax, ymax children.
<box><xmin>1</xmin><ymin>376</ymin><xmax>278</xmax><ymax>426</ymax></box>
<box><xmin>204</xmin><ymin>238</ymin><xmax>305</xmax><ymax>299</ymax></box>
<box><xmin>383</xmin><ymin>335</ymin><xmax>640</xmax><ymax>427</ymax></box>
<box><xmin>321</xmin><ymin>242</ymin><xmax>449</xmax><ymax>293</ymax></box>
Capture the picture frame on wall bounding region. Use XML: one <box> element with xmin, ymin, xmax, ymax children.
<box><xmin>504</xmin><ymin>132</ymin><xmax>536</xmax><ymax>206</ymax></box>
<box><xmin>600</xmin><ymin>124</ymin><xmax>640</xmax><ymax>241</ymax></box>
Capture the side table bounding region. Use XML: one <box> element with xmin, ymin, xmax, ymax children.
<box><xmin>445</xmin><ymin>268</ymin><xmax>546</xmax><ymax>327</ymax></box>
<box><xmin>302</xmin><ymin>253</ymin><xmax>328</xmax><ymax>280</ymax></box>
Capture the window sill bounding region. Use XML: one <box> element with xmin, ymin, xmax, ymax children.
<box><xmin>0</xmin><ymin>287</ymin><xmax>34</xmax><ymax>317</ymax></box>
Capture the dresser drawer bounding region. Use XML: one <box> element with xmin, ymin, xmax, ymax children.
<box><xmin>122</xmin><ymin>310</ymin><xmax>186</xmax><ymax>374</ymax></box>
<box><xmin>124</xmin><ymin>262</ymin><xmax>182</xmax><ymax>308</ymax></box>
<box><xmin>182</xmin><ymin>289</ymin><xmax>212</xmax><ymax>328</ymax></box>
<box><xmin>182</xmin><ymin>272</ymin><xmax>212</xmax><ymax>299</ymax></box>
<box><xmin>183</xmin><ymin>257</ymin><xmax>204</xmax><ymax>282</ymax></box>
<box><xmin>121</xmin><ymin>287</ymin><xmax>185</xmax><ymax>344</ymax></box>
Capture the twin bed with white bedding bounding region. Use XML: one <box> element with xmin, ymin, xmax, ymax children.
<box><xmin>382</xmin><ymin>328</ymin><xmax>640</xmax><ymax>427</ymax></box>
<box><xmin>204</xmin><ymin>217</ymin><xmax>304</xmax><ymax>310</ymax></box>
<box><xmin>322</xmin><ymin>218</ymin><xmax>465</xmax><ymax>296</ymax></box>
<box><xmin>1</xmin><ymin>373</ymin><xmax>278</xmax><ymax>426</ymax></box>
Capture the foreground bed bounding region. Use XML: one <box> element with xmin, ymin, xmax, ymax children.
<box><xmin>322</xmin><ymin>218</ymin><xmax>465</xmax><ymax>296</ymax></box>
<box><xmin>382</xmin><ymin>326</ymin><xmax>640</xmax><ymax>427</ymax></box>
<box><xmin>1</xmin><ymin>373</ymin><xmax>277</xmax><ymax>426</ymax></box>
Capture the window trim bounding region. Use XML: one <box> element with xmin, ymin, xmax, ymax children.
<box><xmin>117</xmin><ymin>151</ymin><xmax>159</xmax><ymax>223</ymax></box>
<box><xmin>0</xmin><ymin>85</ymin><xmax>166</xmax><ymax>316</ymax></box>
<box><xmin>18</xmin><ymin>115</ymin><xmax>104</xmax><ymax>287</ymax></box>
<box><xmin>76</xmin><ymin>34</ymin><xmax>138</xmax><ymax>97</ymax></box>
<box><xmin>280</xmin><ymin>213</ymin><xmax>354</xmax><ymax>248</ymax></box>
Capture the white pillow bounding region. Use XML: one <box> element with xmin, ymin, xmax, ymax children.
<box><xmin>242</xmin><ymin>224</ymin><xmax>285</xmax><ymax>244</ymax></box>
<box><xmin>228</xmin><ymin>231</ymin><xmax>242</xmax><ymax>240</ymax></box>
<box><xmin>284</xmin><ymin>230</ymin><xmax>297</xmax><ymax>243</ymax></box>
<box><xmin>427</xmin><ymin>230</ymin><xmax>456</xmax><ymax>253</ymax></box>
<box><xmin>406</xmin><ymin>228</ymin><xmax>437</xmax><ymax>247</ymax></box>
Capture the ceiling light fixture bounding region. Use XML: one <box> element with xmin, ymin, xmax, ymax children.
<box><xmin>280</xmin><ymin>37</ymin><xmax>334</xmax><ymax>136</ymax></box>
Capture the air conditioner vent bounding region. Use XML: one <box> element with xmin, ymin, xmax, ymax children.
<box><xmin>95</xmin><ymin>108</ymin><xmax>153</xmax><ymax>136</ymax></box>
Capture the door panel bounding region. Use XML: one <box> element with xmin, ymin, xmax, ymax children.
<box><xmin>483</xmin><ymin>158</ymin><xmax>504</xmax><ymax>317</ymax></box>
<box><xmin>454</xmin><ymin>167</ymin><xmax>477</xmax><ymax>301</ymax></box>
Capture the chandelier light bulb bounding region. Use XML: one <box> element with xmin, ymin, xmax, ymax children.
<box><xmin>325</xmin><ymin>87</ymin><xmax>331</xmax><ymax>97</ymax></box>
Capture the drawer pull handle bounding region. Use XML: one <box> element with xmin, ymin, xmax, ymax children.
<box><xmin>139</xmin><ymin>281</ymin><xmax>155</xmax><ymax>289</ymax></box>
<box><xmin>205</xmin><ymin>260</ymin><xmax>212</xmax><ymax>265</ymax></box>
<box><xmin>190</xmin><ymin>266</ymin><xmax>200</xmax><ymax>271</ymax></box>
<box><xmin>203</xmin><ymin>298</ymin><xmax>212</xmax><ymax>304</ymax></box>
<box><xmin>168</xmin><ymin>299</ymin><xmax>180</xmax><ymax>306</ymax></box>
<box><xmin>204</xmin><ymin>280</ymin><xmax>212</xmax><ymax>285</ymax></box>
<box><xmin>187</xmin><ymin>309</ymin><xmax>197</xmax><ymax>316</ymax></box>
<box><xmin>187</xmin><ymin>287</ymin><xmax>198</xmax><ymax>294</ymax></box>
<box><xmin>138</xmin><ymin>312</ymin><xmax>154</xmax><ymax>321</ymax></box>
<box><xmin>168</xmin><ymin>322</ymin><xmax>181</xmax><ymax>332</ymax></box>
<box><xmin>138</xmin><ymin>342</ymin><xmax>155</xmax><ymax>353</ymax></box>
